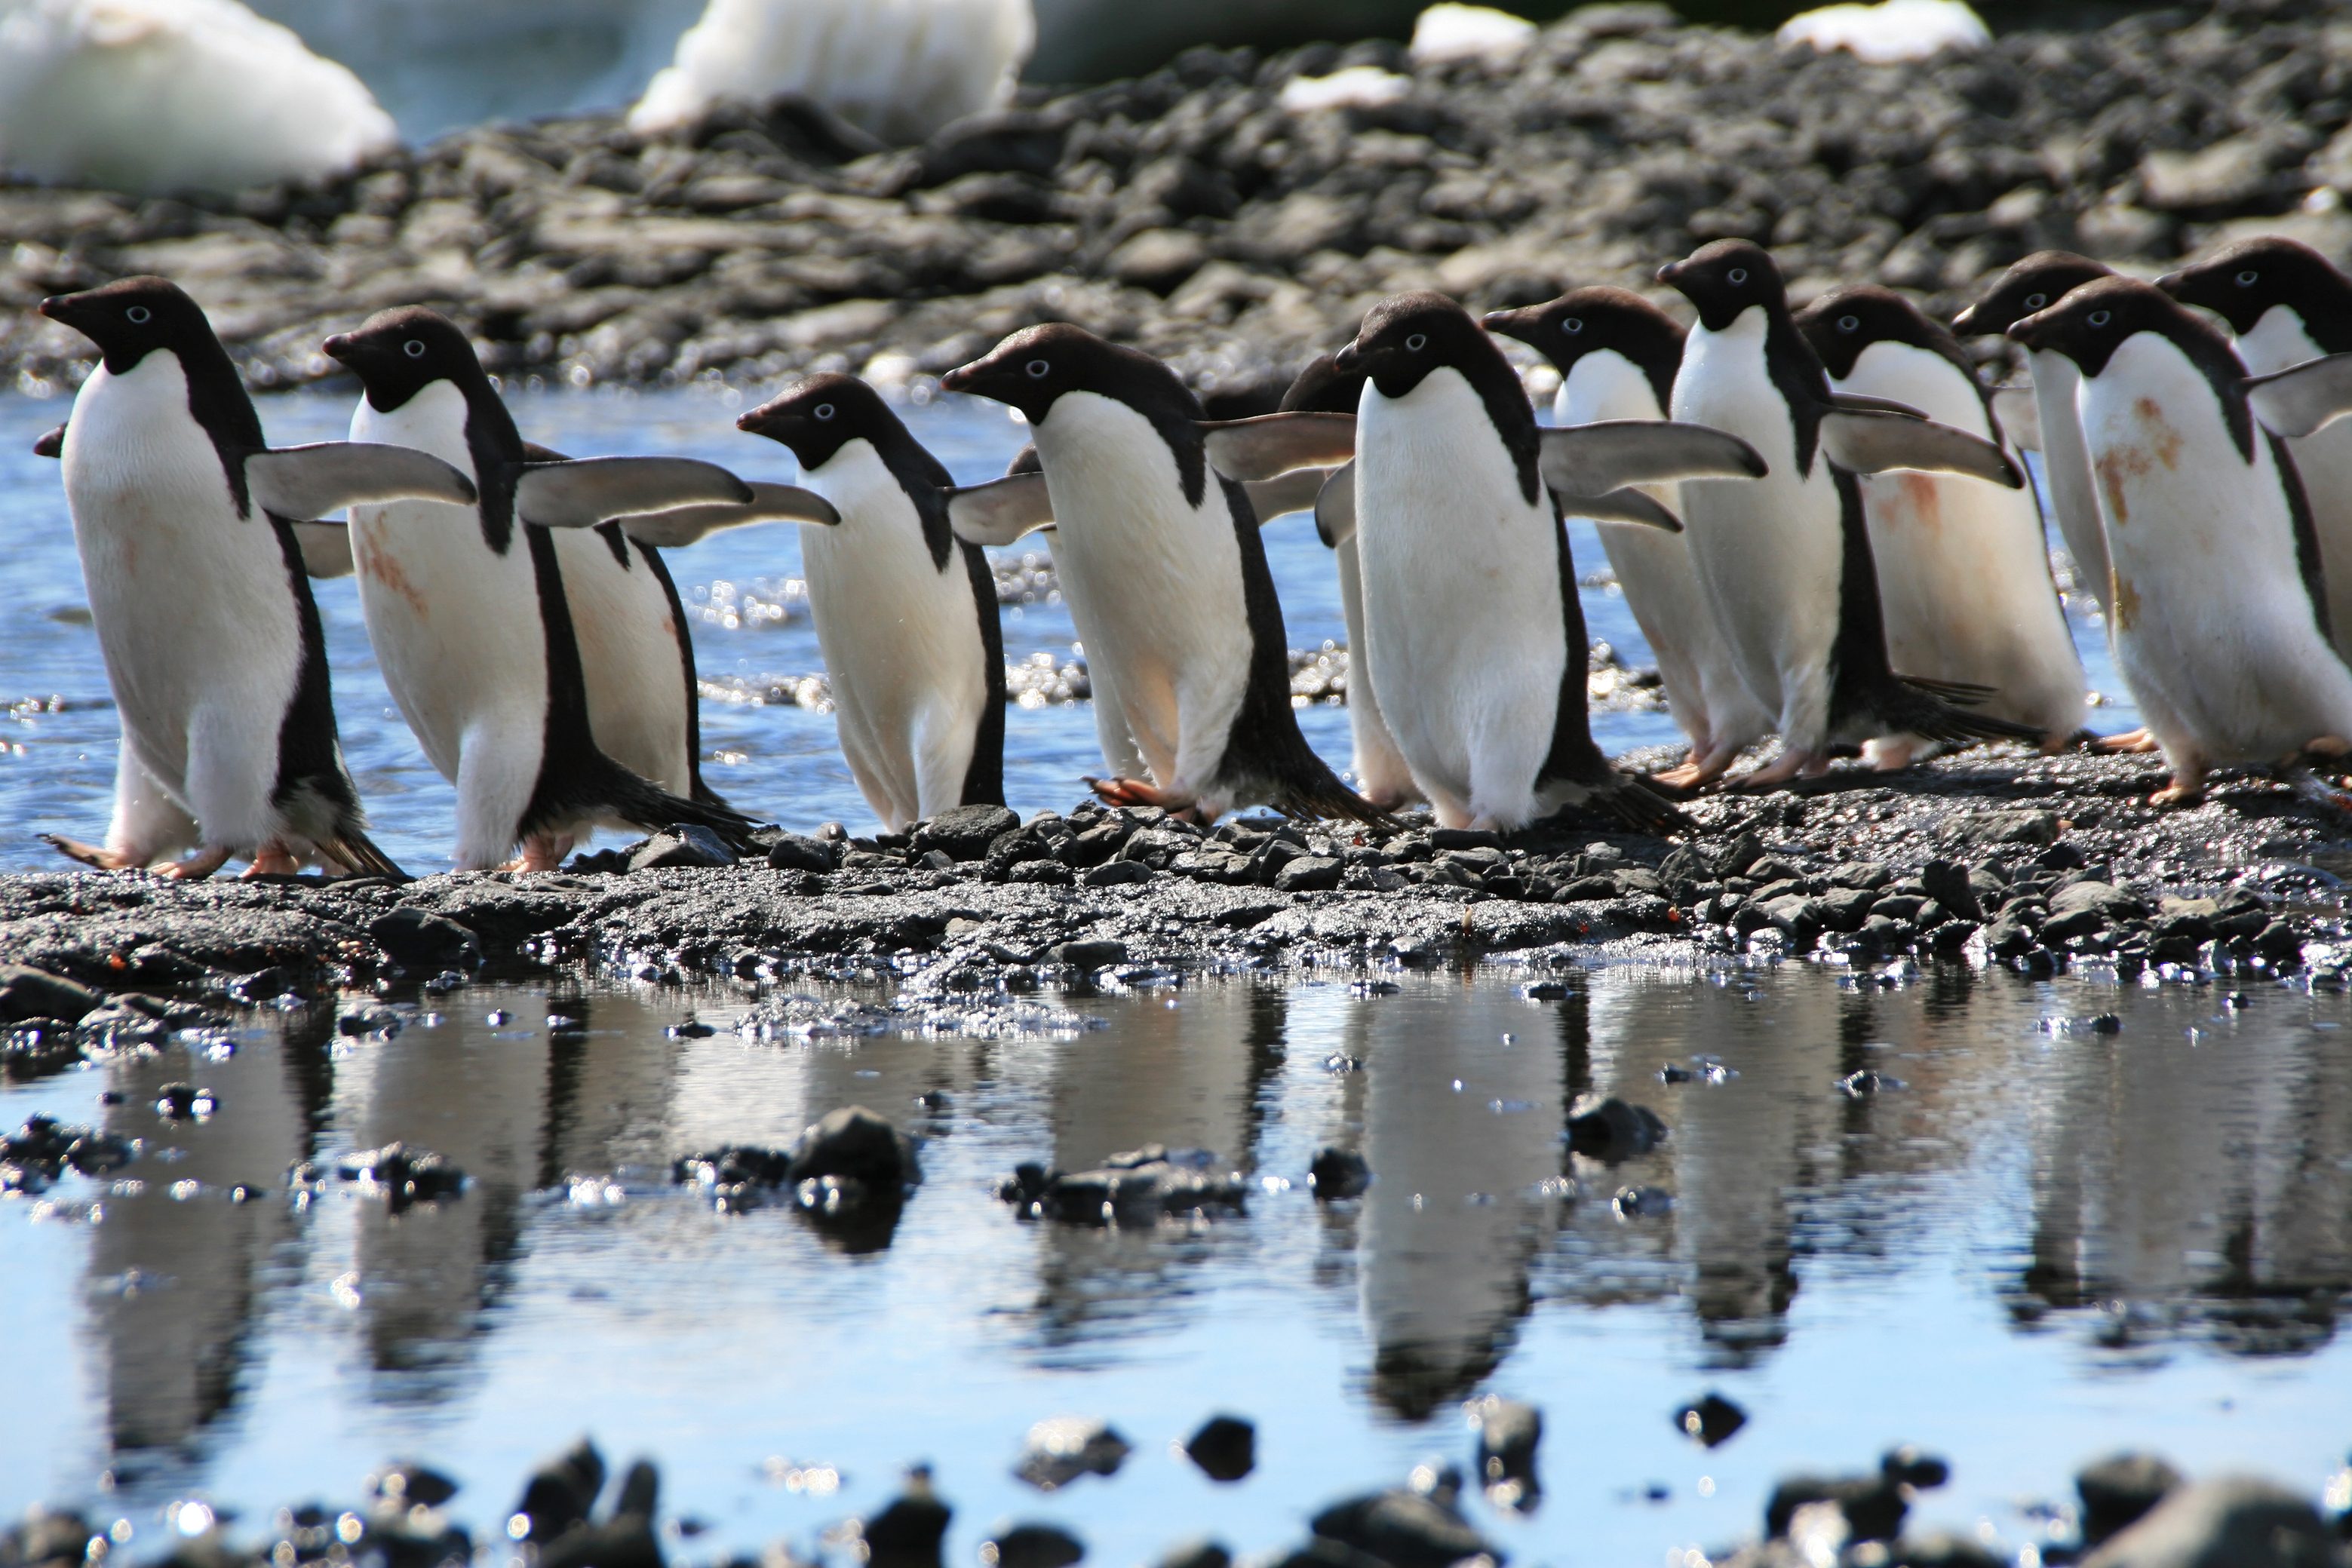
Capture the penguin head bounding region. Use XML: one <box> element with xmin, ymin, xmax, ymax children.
<box><xmin>2007</xmin><ymin>275</ymin><xmax>2219</xmax><ymax>378</ymax></box>
<box><xmin>736</xmin><ymin>373</ymin><xmax>901</xmax><ymax>470</ymax></box>
<box><xmin>1952</xmin><ymin>250</ymin><xmax>2110</xmax><ymax>338</ymax></box>
<box><xmin>1657</xmin><ymin>241</ymin><xmax>1785</xmax><ymax>332</ymax></box>
<box><xmin>324</xmin><ymin>308</ymin><xmax>487</xmax><ymax>413</ymax></box>
<box><xmin>2158</xmin><ymin>236</ymin><xmax>2352</xmax><ymax>338</ymax></box>
<box><xmin>1334</xmin><ymin>291</ymin><xmax>1497</xmax><ymax>398</ymax></box>
<box><xmin>1278</xmin><ymin>351</ymin><xmax>1366</xmax><ymax>416</ymax></box>
<box><xmin>940</xmin><ymin>322</ymin><xmax>1167</xmax><ymax>424</ymax></box>
<box><xmin>1483</xmin><ymin>286</ymin><xmax>1683</xmax><ymax>386</ymax></box>
<box><xmin>38</xmin><ymin>276</ymin><xmax>216</xmax><ymax>374</ymax></box>
<box><xmin>1793</xmin><ymin>284</ymin><xmax>1970</xmax><ymax>383</ymax></box>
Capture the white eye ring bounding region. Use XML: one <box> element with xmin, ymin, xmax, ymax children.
<box><xmin>2023</xmin><ymin>293</ymin><xmax>2047</xmax><ymax>310</ymax></box>
<box><xmin>1561</xmin><ymin>318</ymin><xmax>1583</xmax><ymax>335</ymax></box>
<box><xmin>1405</xmin><ymin>333</ymin><xmax>1428</xmax><ymax>351</ymax></box>
<box><xmin>2235</xmin><ymin>269</ymin><xmax>2258</xmax><ymax>287</ymax></box>
<box><xmin>125</xmin><ymin>305</ymin><xmax>151</xmax><ymax>324</ymax></box>
<box><xmin>1837</xmin><ymin>315</ymin><xmax>1859</xmax><ymax>333</ymax></box>
<box><xmin>814</xmin><ymin>403</ymin><xmax>835</xmax><ymax>420</ymax></box>
<box><xmin>403</xmin><ymin>339</ymin><xmax>425</xmax><ymax>358</ymax></box>
<box><xmin>1024</xmin><ymin>359</ymin><xmax>1049</xmax><ymax>378</ymax></box>
<box><xmin>2088</xmin><ymin>309</ymin><xmax>2112</xmax><ymax>327</ymax></box>
<box><xmin>1727</xmin><ymin>267</ymin><xmax>1749</xmax><ymax>285</ymax></box>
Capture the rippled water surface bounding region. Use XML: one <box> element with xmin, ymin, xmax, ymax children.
<box><xmin>0</xmin><ymin>387</ymin><xmax>2130</xmax><ymax>870</ymax></box>
<box><xmin>4</xmin><ymin>961</ymin><xmax>2349</xmax><ymax>1564</ymax></box>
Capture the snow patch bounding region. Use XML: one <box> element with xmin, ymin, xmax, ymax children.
<box><xmin>629</xmin><ymin>0</ymin><xmax>1034</xmax><ymax>146</ymax></box>
<box><xmin>0</xmin><ymin>0</ymin><xmax>397</xmax><ymax>194</ymax></box>
<box><xmin>1776</xmin><ymin>0</ymin><xmax>1989</xmax><ymax>64</ymax></box>
<box><xmin>1408</xmin><ymin>3</ymin><xmax>1535</xmax><ymax>67</ymax></box>
<box><xmin>1279</xmin><ymin>65</ymin><xmax>1412</xmax><ymax>115</ymax></box>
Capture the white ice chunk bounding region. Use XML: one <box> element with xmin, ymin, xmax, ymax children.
<box><xmin>1279</xmin><ymin>66</ymin><xmax>1411</xmax><ymax>115</ymax></box>
<box><xmin>1776</xmin><ymin>0</ymin><xmax>1989</xmax><ymax>64</ymax></box>
<box><xmin>1408</xmin><ymin>3</ymin><xmax>1535</xmax><ymax>67</ymax></box>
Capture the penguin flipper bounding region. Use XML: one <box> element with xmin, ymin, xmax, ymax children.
<box><xmin>1538</xmin><ymin>422</ymin><xmax>1768</xmax><ymax>496</ymax></box>
<box><xmin>945</xmin><ymin>471</ymin><xmax>1055</xmax><ymax>547</ymax></box>
<box><xmin>1570</xmin><ymin>488</ymin><xmax>1683</xmax><ymax>532</ymax></box>
<box><xmin>610</xmin><ymin>483</ymin><xmax>839</xmax><ymax>547</ymax></box>
<box><xmin>1244</xmin><ymin>468</ymin><xmax>1334</xmax><ymax>523</ymax></box>
<box><xmin>1200</xmin><ymin>411</ymin><xmax>1357</xmax><ymax>481</ymax></box>
<box><xmin>245</xmin><ymin>442</ymin><xmax>480</xmax><ymax>517</ymax></box>
<box><xmin>290</xmin><ymin>520</ymin><xmax>356</xmax><ymax>578</ymax></box>
<box><xmin>1819</xmin><ymin>410</ymin><xmax>2025</xmax><ymax>488</ymax></box>
<box><xmin>32</xmin><ymin>424</ymin><xmax>63</xmax><ymax>459</ymax></box>
<box><xmin>1314</xmin><ymin>462</ymin><xmax>1356</xmax><ymax>548</ymax></box>
<box><xmin>1989</xmin><ymin>386</ymin><xmax>2042</xmax><ymax>451</ymax></box>
<box><xmin>2246</xmin><ymin>351</ymin><xmax>2352</xmax><ymax>439</ymax></box>
<box><xmin>514</xmin><ymin>456</ymin><xmax>753</xmax><ymax>529</ymax></box>
<box><xmin>1827</xmin><ymin>392</ymin><xmax>1929</xmax><ymax>418</ymax></box>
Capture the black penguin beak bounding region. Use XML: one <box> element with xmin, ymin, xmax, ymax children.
<box><xmin>2005</xmin><ymin>314</ymin><xmax>2049</xmax><ymax>351</ymax></box>
<box><xmin>321</xmin><ymin>333</ymin><xmax>355</xmax><ymax>362</ymax></box>
<box><xmin>37</xmin><ymin>295</ymin><xmax>88</xmax><ymax>334</ymax></box>
<box><xmin>1482</xmin><ymin>308</ymin><xmax>1532</xmax><ymax>343</ymax></box>
<box><xmin>1656</xmin><ymin>260</ymin><xmax>1687</xmax><ymax>287</ymax></box>
<box><xmin>938</xmin><ymin>364</ymin><xmax>980</xmax><ymax>394</ymax></box>
<box><xmin>2153</xmin><ymin>269</ymin><xmax>2185</xmax><ymax>296</ymax></box>
<box><xmin>1951</xmin><ymin>303</ymin><xmax>1982</xmax><ymax>335</ymax></box>
<box><xmin>1332</xmin><ymin>342</ymin><xmax>1363</xmax><ymax>374</ymax></box>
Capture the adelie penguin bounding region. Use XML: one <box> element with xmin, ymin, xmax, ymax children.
<box><xmin>37</xmin><ymin>277</ymin><xmax>481</xmax><ymax>880</ymax></box>
<box><xmin>938</xmin><ymin>323</ymin><xmax>1377</xmax><ymax>824</ymax></box>
<box><xmin>1207</xmin><ymin>290</ymin><xmax>1769</xmax><ymax>833</ymax></box>
<box><xmin>323</xmin><ymin>308</ymin><xmax>832</xmax><ymax>870</ymax></box>
<box><xmin>1794</xmin><ymin>285</ymin><xmax>2088</xmax><ymax>757</ymax></box>
<box><xmin>2160</xmin><ymin>237</ymin><xmax>2352</xmax><ymax>664</ymax></box>
<box><xmin>1485</xmin><ymin>288</ymin><xmax>1773</xmax><ymax>790</ymax></box>
<box><xmin>733</xmin><ymin>373</ymin><xmax>1007</xmax><ymax>835</ymax></box>
<box><xmin>1659</xmin><ymin>239</ymin><xmax>2045</xmax><ymax>786</ymax></box>
<box><xmin>2009</xmin><ymin>278</ymin><xmax>2352</xmax><ymax>805</ymax></box>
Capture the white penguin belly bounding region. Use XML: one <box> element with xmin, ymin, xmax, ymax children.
<box><xmin>1032</xmin><ymin>392</ymin><xmax>1251</xmax><ymax>789</ymax></box>
<box><xmin>2083</xmin><ymin>334</ymin><xmax>2352</xmax><ymax>764</ymax></box>
<box><xmin>62</xmin><ymin>354</ymin><xmax>304</xmax><ymax>837</ymax></box>
<box><xmin>802</xmin><ymin>440</ymin><xmax>990</xmax><ymax>832</ymax></box>
<box><xmin>2235</xmin><ymin>306</ymin><xmax>2352</xmax><ymax>658</ymax></box>
<box><xmin>348</xmin><ymin>383</ymin><xmax>548</xmax><ymax>787</ymax></box>
<box><xmin>554</xmin><ymin>528</ymin><xmax>692</xmax><ymax>795</ymax></box>
<box><xmin>1355</xmin><ymin>369</ymin><xmax>1567</xmax><ymax>819</ymax></box>
<box><xmin>1834</xmin><ymin>342</ymin><xmax>2085</xmax><ymax>739</ymax></box>
<box><xmin>2028</xmin><ymin>349</ymin><xmax>2110</xmax><ymax>621</ymax></box>
<box><xmin>1558</xmin><ymin>354</ymin><xmax>1769</xmax><ymax>756</ymax></box>
<box><xmin>1671</xmin><ymin>311</ymin><xmax>1845</xmax><ymax>735</ymax></box>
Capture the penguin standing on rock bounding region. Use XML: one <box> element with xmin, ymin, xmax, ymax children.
<box><xmin>1659</xmin><ymin>240</ymin><xmax>2046</xmax><ymax>786</ymax></box>
<box><xmin>1485</xmin><ymin>288</ymin><xmax>1774</xmax><ymax>789</ymax></box>
<box><xmin>734</xmin><ymin>373</ymin><xmax>1006</xmax><ymax>834</ymax></box>
<box><xmin>2009</xmin><ymin>278</ymin><xmax>2352</xmax><ymax>805</ymax></box>
<box><xmin>1794</xmin><ymin>285</ymin><xmax>2088</xmax><ymax>756</ymax></box>
<box><xmin>38</xmin><ymin>277</ymin><xmax>481</xmax><ymax>879</ymax></box>
<box><xmin>938</xmin><ymin>323</ymin><xmax>1377</xmax><ymax>824</ymax></box>
<box><xmin>324</xmin><ymin>307</ymin><xmax>825</xmax><ymax>870</ymax></box>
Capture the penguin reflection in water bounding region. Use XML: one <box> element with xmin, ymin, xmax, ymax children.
<box><xmin>38</xmin><ymin>278</ymin><xmax>481</xmax><ymax>879</ymax></box>
<box><xmin>324</xmin><ymin>308</ymin><xmax>834</xmax><ymax>870</ymax></box>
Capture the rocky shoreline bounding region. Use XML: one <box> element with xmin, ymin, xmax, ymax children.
<box><xmin>6</xmin><ymin>748</ymin><xmax>2352</xmax><ymax>1082</ymax></box>
<box><xmin>0</xmin><ymin>0</ymin><xmax>2342</xmax><ymax>405</ymax></box>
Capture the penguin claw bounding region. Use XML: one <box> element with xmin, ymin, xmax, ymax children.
<box><xmin>41</xmin><ymin>833</ymin><xmax>134</xmax><ymax>871</ymax></box>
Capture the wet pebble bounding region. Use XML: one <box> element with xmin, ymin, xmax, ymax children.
<box><xmin>981</xmin><ymin>1522</ymin><xmax>1083</xmax><ymax>1568</ymax></box>
<box><xmin>999</xmin><ymin>1146</ymin><xmax>1246</xmax><ymax>1226</ymax></box>
<box><xmin>2080</xmin><ymin>1476</ymin><xmax>2335</xmax><ymax>1567</ymax></box>
<box><xmin>1614</xmin><ymin>1186</ymin><xmax>1673</xmax><ymax>1220</ymax></box>
<box><xmin>330</xmin><ymin>1142</ymin><xmax>468</xmax><ymax>1210</ymax></box>
<box><xmin>0</xmin><ymin>964</ymin><xmax>103</xmax><ymax>1025</ymax></box>
<box><xmin>1309</xmin><ymin>1467</ymin><xmax>1494</xmax><ymax>1568</ymax></box>
<box><xmin>0</xmin><ymin>1115</ymin><xmax>134</xmax><ymax>1194</ymax></box>
<box><xmin>1675</xmin><ymin>1392</ymin><xmax>1747</xmax><ymax>1448</ymax></box>
<box><xmin>369</xmin><ymin>908</ymin><xmax>480</xmax><ymax>971</ymax></box>
<box><xmin>1015</xmin><ymin>1416</ymin><xmax>1131</xmax><ymax>1491</ymax></box>
<box><xmin>153</xmin><ymin>1081</ymin><xmax>215</xmax><ymax>1119</ymax></box>
<box><xmin>855</xmin><ymin>1466</ymin><xmax>951</xmax><ymax>1565</ymax></box>
<box><xmin>2077</xmin><ymin>1453</ymin><xmax>2185</xmax><ymax>1547</ymax></box>
<box><xmin>1567</xmin><ymin>1096</ymin><xmax>1667</xmax><ymax>1158</ymax></box>
<box><xmin>1471</xmin><ymin>1395</ymin><xmax>1541</xmax><ymax>1510</ymax></box>
<box><xmin>1837</xmin><ymin>1069</ymin><xmax>1905</xmax><ymax>1097</ymax></box>
<box><xmin>1184</xmin><ymin>1415</ymin><xmax>1254</xmax><ymax>1483</ymax></box>
<box><xmin>367</xmin><ymin>1463</ymin><xmax>459</xmax><ymax>1508</ymax></box>
<box><xmin>1306</xmin><ymin>1146</ymin><xmax>1370</xmax><ymax>1200</ymax></box>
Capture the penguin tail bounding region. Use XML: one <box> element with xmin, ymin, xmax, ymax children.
<box><xmin>587</xmin><ymin>759</ymin><xmax>768</xmax><ymax>856</ymax></box>
<box><xmin>324</xmin><ymin>824</ymin><xmax>409</xmax><ymax>883</ymax></box>
<box><xmin>1884</xmin><ymin>677</ymin><xmax>2046</xmax><ymax>747</ymax></box>
<box><xmin>1586</xmin><ymin>772</ymin><xmax>1695</xmax><ymax>837</ymax></box>
<box><xmin>1273</xmin><ymin>767</ymin><xmax>1404</xmax><ymax>832</ymax></box>
<box><xmin>690</xmin><ymin>772</ymin><xmax>733</xmax><ymax>811</ymax></box>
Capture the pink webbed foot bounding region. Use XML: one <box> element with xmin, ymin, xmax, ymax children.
<box><xmin>154</xmin><ymin>845</ymin><xmax>234</xmax><ymax>881</ymax></box>
<box><xmin>42</xmin><ymin>833</ymin><xmax>139</xmax><ymax>871</ymax></box>
<box><xmin>1083</xmin><ymin>775</ymin><xmax>1205</xmax><ymax>821</ymax></box>
<box><xmin>241</xmin><ymin>842</ymin><xmax>303</xmax><ymax>878</ymax></box>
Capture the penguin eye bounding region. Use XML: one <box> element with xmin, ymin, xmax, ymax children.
<box><xmin>124</xmin><ymin>305</ymin><xmax>151</xmax><ymax>324</ymax></box>
<box><xmin>813</xmin><ymin>403</ymin><xmax>835</xmax><ymax>422</ymax></box>
<box><xmin>403</xmin><ymin>339</ymin><xmax>425</xmax><ymax>358</ymax></box>
<box><xmin>1561</xmin><ymin>318</ymin><xmax>1583</xmax><ymax>336</ymax></box>
<box><xmin>1837</xmin><ymin>315</ymin><xmax>1859</xmax><ymax>333</ymax></box>
<box><xmin>1727</xmin><ymin>267</ymin><xmax>1749</xmax><ymax>286</ymax></box>
<box><xmin>2022</xmin><ymin>293</ymin><xmax>2047</xmax><ymax>310</ymax></box>
<box><xmin>1405</xmin><ymin>333</ymin><xmax>1428</xmax><ymax>351</ymax></box>
<box><xmin>2088</xmin><ymin>309</ymin><xmax>2112</xmax><ymax>328</ymax></box>
<box><xmin>1024</xmin><ymin>359</ymin><xmax>1049</xmax><ymax>379</ymax></box>
<box><xmin>2235</xmin><ymin>269</ymin><xmax>2258</xmax><ymax>287</ymax></box>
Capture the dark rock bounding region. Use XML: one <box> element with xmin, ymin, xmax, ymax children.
<box><xmin>1429</xmin><ymin>828</ymin><xmax>1502</xmax><ymax>852</ymax></box>
<box><xmin>1837</xmin><ymin>1069</ymin><xmax>1904</xmax><ymax>1097</ymax></box>
<box><xmin>999</xmin><ymin>1146</ymin><xmax>1247</xmax><ymax>1226</ymax></box>
<box><xmin>1939</xmin><ymin>809</ymin><xmax>2058</xmax><ymax>849</ymax></box>
<box><xmin>1185</xmin><ymin>1415</ymin><xmax>1255</xmax><ymax>1483</ymax></box>
<box><xmin>1310</xmin><ymin>1470</ymin><xmax>1494</xmax><ymax>1568</ymax></box>
<box><xmin>155</xmin><ymin>1081</ymin><xmax>213</xmax><ymax>1118</ymax></box>
<box><xmin>984</xmin><ymin>1523</ymin><xmax>1084</xmax><ymax>1568</ymax></box>
<box><xmin>1306</xmin><ymin>1145</ymin><xmax>1370</xmax><ymax>1198</ymax></box>
<box><xmin>767</xmin><ymin>833</ymin><xmax>841</xmax><ymax>873</ymax></box>
<box><xmin>1765</xmin><ymin>1474</ymin><xmax>1906</xmax><ymax>1542</ymax></box>
<box><xmin>1015</xmin><ymin>1416</ymin><xmax>1131</xmax><ymax>1490</ymax></box>
<box><xmin>857</xmin><ymin>1467</ymin><xmax>950</xmax><ymax>1564</ymax></box>
<box><xmin>0</xmin><ymin>965</ymin><xmax>101</xmax><ymax>1024</ymax></box>
<box><xmin>1058</xmin><ymin>820</ymin><xmax>1128</xmax><ymax>867</ymax></box>
<box><xmin>1613</xmin><ymin>1185</ymin><xmax>1673</xmax><ymax>1219</ymax></box>
<box><xmin>370</xmin><ymin>907</ymin><xmax>481</xmax><ymax>971</ymax></box>
<box><xmin>787</xmin><ymin>1105</ymin><xmax>923</xmax><ymax>1190</ymax></box>
<box><xmin>2077</xmin><ymin>1454</ymin><xmax>2185</xmax><ymax>1547</ymax></box>
<box><xmin>1049</xmin><ymin>938</ymin><xmax>1127</xmax><ymax>969</ymax></box>
<box><xmin>514</xmin><ymin>1439</ymin><xmax>606</xmax><ymax>1545</ymax></box>
<box><xmin>630</xmin><ymin>826</ymin><xmax>737</xmax><ymax>870</ymax></box>
<box><xmin>1153</xmin><ymin>1542</ymin><xmax>1231</xmax><ymax>1568</ymax></box>
<box><xmin>1274</xmin><ymin>855</ymin><xmax>1343</xmax><ymax>893</ymax></box>
<box><xmin>1982</xmin><ymin>910</ymin><xmax>2040</xmax><ymax>957</ymax></box>
<box><xmin>1082</xmin><ymin>858</ymin><xmax>1153</xmax><ymax>888</ymax></box>
<box><xmin>2</xmin><ymin>1115</ymin><xmax>134</xmax><ymax>1194</ymax></box>
<box><xmin>335</xmin><ymin>1141</ymin><xmax>467</xmax><ymax>1208</ymax></box>
<box><xmin>911</xmin><ymin>804</ymin><xmax>1021</xmax><ymax>862</ymax></box>
<box><xmin>1881</xmin><ymin>1447</ymin><xmax>1951</xmax><ymax>1490</ymax></box>
<box><xmin>4</xmin><ymin>1507</ymin><xmax>97</xmax><ymax>1568</ymax></box>
<box><xmin>1009</xmin><ymin>856</ymin><xmax>1073</xmax><ymax>886</ymax></box>
<box><xmin>369</xmin><ymin>1464</ymin><xmax>459</xmax><ymax>1508</ymax></box>
<box><xmin>1567</xmin><ymin>1096</ymin><xmax>1668</xmax><ymax>1158</ymax></box>
<box><xmin>1675</xmin><ymin>1392</ymin><xmax>1747</xmax><ymax>1448</ymax></box>
<box><xmin>2080</xmin><ymin>1476</ymin><xmax>2335</xmax><ymax>1568</ymax></box>
<box><xmin>1893</xmin><ymin>1533</ymin><xmax>2007</xmax><ymax>1567</ymax></box>
<box><xmin>1826</xmin><ymin>861</ymin><xmax>1891</xmax><ymax>890</ymax></box>
<box><xmin>1473</xmin><ymin>1395</ymin><xmax>1541</xmax><ymax>1505</ymax></box>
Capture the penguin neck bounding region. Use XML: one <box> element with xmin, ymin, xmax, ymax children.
<box><xmin>1558</xmin><ymin>348</ymin><xmax>1665</xmax><ymax>425</ymax></box>
<box><xmin>110</xmin><ymin>342</ymin><xmax>266</xmax><ymax>516</ymax></box>
<box><xmin>356</xmin><ymin>378</ymin><xmax>521</xmax><ymax>556</ymax></box>
<box><xmin>2096</xmin><ymin>332</ymin><xmax>2258</xmax><ymax>464</ymax></box>
<box><xmin>1034</xmin><ymin>390</ymin><xmax>1214</xmax><ymax>514</ymax></box>
<box><xmin>1380</xmin><ymin>360</ymin><xmax>1540</xmax><ymax>506</ymax></box>
<box><xmin>2237</xmin><ymin>304</ymin><xmax>2329</xmax><ymax>377</ymax></box>
<box><xmin>1684</xmin><ymin>304</ymin><xmax>1831</xmax><ymax>473</ymax></box>
<box><xmin>806</xmin><ymin>437</ymin><xmax>954</xmax><ymax>572</ymax></box>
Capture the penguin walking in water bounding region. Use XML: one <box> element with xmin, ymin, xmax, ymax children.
<box><xmin>732</xmin><ymin>373</ymin><xmax>1006</xmax><ymax>834</ymax></box>
<box><xmin>323</xmin><ymin>308</ymin><xmax>825</xmax><ymax>870</ymax></box>
<box><xmin>2160</xmin><ymin>238</ymin><xmax>2352</xmax><ymax>662</ymax></box>
<box><xmin>1658</xmin><ymin>240</ymin><xmax>2045</xmax><ymax>786</ymax></box>
<box><xmin>2009</xmin><ymin>278</ymin><xmax>2352</xmax><ymax>805</ymax></box>
<box><xmin>938</xmin><ymin>323</ymin><xmax>1377</xmax><ymax>824</ymax></box>
<box><xmin>1485</xmin><ymin>288</ymin><xmax>1774</xmax><ymax>789</ymax></box>
<box><xmin>37</xmin><ymin>277</ymin><xmax>481</xmax><ymax>879</ymax></box>
<box><xmin>1794</xmin><ymin>285</ymin><xmax>2088</xmax><ymax>756</ymax></box>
